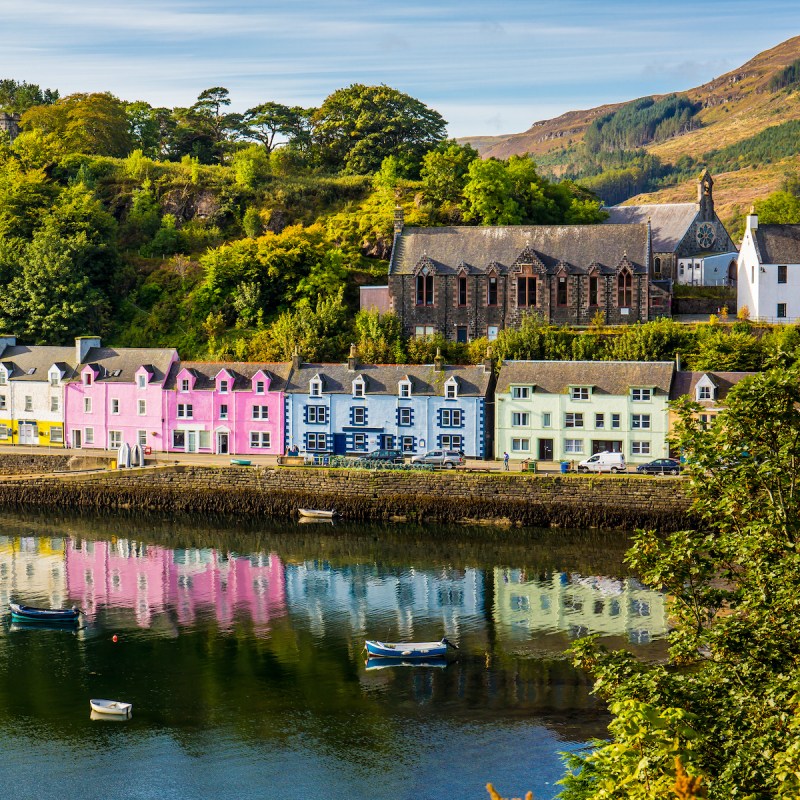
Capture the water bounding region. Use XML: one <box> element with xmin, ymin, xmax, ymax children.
<box><xmin>0</xmin><ymin>511</ymin><xmax>668</xmax><ymax>800</ymax></box>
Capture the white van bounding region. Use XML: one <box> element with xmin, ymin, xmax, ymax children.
<box><xmin>577</xmin><ymin>451</ymin><xmax>626</xmax><ymax>474</ymax></box>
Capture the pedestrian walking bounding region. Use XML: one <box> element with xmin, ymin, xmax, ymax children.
<box><xmin>503</xmin><ymin>452</ymin><xmax>509</xmax><ymax>471</ymax></box>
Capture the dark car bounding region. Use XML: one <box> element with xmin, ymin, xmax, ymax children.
<box><xmin>636</xmin><ymin>458</ymin><xmax>682</xmax><ymax>476</ymax></box>
<box><xmin>356</xmin><ymin>449</ymin><xmax>404</xmax><ymax>465</ymax></box>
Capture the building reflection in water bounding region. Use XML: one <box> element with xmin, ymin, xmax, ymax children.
<box><xmin>494</xmin><ymin>568</ymin><xmax>668</xmax><ymax>644</ymax></box>
<box><xmin>0</xmin><ymin>536</ymin><xmax>68</xmax><ymax>612</ymax></box>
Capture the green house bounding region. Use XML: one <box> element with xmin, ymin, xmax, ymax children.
<box><xmin>494</xmin><ymin>361</ymin><xmax>675</xmax><ymax>464</ymax></box>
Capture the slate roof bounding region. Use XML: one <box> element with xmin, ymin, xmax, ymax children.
<box><xmin>74</xmin><ymin>347</ymin><xmax>177</xmax><ymax>383</ymax></box>
<box><xmin>496</xmin><ymin>360</ymin><xmax>675</xmax><ymax>396</ymax></box>
<box><xmin>285</xmin><ymin>362</ymin><xmax>493</xmax><ymax>397</ymax></box>
<box><xmin>669</xmin><ymin>371</ymin><xmax>756</xmax><ymax>403</ymax></box>
<box><xmin>754</xmin><ymin>225</ymin><xmax>800</xmax><ymax>264</ymax></box>
<box><xmin>389</xmin><ymin>224</ymin><xmax>650</xmax><ymax>276</ymax></box>
<box><xmin>603</xmin><ymin>203</ymin><xmax>698</xmax><ymax>253</ymax></box>
<box><xmin>163</xmin><ymin>361</ymin><xmax>292</xmax><ymax>392</ymax></box>
<box><xmin>0</xmin><ymin>346</ymin><xmax>77</xmax><ymax>381</ymax></box>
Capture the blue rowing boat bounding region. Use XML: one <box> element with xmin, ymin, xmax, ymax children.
<box><xmin>364</xmin><ymin>637</ymin><xmax>457</xmax><ymax>659</ymax></box>
<box><xmin>9</xmin><ymin>603</ymin><xmax>81</xmax><ymax>625</ymax></box>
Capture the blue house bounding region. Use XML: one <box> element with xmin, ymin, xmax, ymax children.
<box><xmin>285</xmin><ymin>348</ymin><xmax>494</xmax><ymax>459</ymax></box>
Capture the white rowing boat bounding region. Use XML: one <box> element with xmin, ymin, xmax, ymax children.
<box><xmin>90</xmin><ymin>699</ymin><xmax>133</xmax><ymax>718</ymax></box>
<box><xmin>298</xmin><ymin>509</ymin><xmax>337</xmax><ymax>519</ymax></box>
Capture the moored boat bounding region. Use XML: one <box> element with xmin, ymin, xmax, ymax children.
<box><xmin>364</xmin><ymin>638</ymin><xmax>457</xmax><ymax>659</ymax></box>
<box><xmin>90</xmin><ymin>699</ymin><xmax>133</xmax><ymax>718</ymax></box>
<box><xmin>9</xmin><ymin>603</ymin><xmax>80</xmax><ymax>625</ymax></box>
<box><xmin>230</xmin><ymin>458</ymin><xmax>252</xmax><ymax>466</ymax></box>
<box><xmin>298</xmin><ymin>508</ymin><xmax>337</xmax><ymax>519</ymax></box>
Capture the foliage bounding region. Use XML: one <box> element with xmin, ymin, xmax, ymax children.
<box><xmin>560</xmin><ymin>368</ymin><xmax>800</xmax><ymax>799</ymax></box>
<box><xmin>753</xmin><ymin>190</ymin><xmax>800</xmax><ymax>224</ymax></box>
<box><xmin>0</xmin><ymin>79</ymin><xmax>59</xmax><ymax>113</ymax></box>
<box><xmin>769</xmin><ymin>59</ymin><xmax>800</xmax><ymax>91</ymax></box>
<box><xmin>353</xmin><ymin>310</ymin><xmax>404</xmax><ymax>363</ymax></box>
<box><xmin>704</xmin><ymin>120</ymin><xmax>800</xmax><ymax>174</ymax></box>
<box><xmin>420</xmin><ymin>141</ymin><xmax>480</xmax><ymax>206</ymax></box>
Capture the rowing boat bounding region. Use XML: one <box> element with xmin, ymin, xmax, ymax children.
<box><xmin>9</xmin><ymin>603</ymin><xmax>80</xmax><ymax>625</ymax></box>
<box><xmin>364</xmin><ymin>638</ymin><xmax>457</xmax><ymax>659</ymax></box>
<box><xmin>90</xmin><ymin>699</ymin><xmax>133</xmax><ymax>718</ymax></box>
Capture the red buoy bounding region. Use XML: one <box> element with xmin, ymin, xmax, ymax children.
<box><xmin>112</xmin><ymin>634</ymin><xmax>118</xmax><ymax>643</ymax></box>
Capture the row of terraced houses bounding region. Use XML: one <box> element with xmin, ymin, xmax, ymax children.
<box><xmin>0</xmin><ymin>335</ymin><xmax>754</xmax><ymax>464</ymax></box>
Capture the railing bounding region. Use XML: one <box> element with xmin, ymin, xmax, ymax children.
<box><xmin>311</xmin><ymin>455</ymin><xmax>434</xmax><ymax>471</ymax></box>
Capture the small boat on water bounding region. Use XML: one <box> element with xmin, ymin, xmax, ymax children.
<box><xmin>230</xmin><ymin>458</ymin><xmax>252</xmax><ymax>466</ymax></box>
<box><xmin>298</xmin><ymin>508</ymin><xmax>337</xmax><ymax>519</ymax></box>
<box><xmin>9</xmin><ymin>603</ymin><xmax>80</xmax><ymax>625</ymax></box>
<box><xmin>90</xmin><ymin>699</ymin><xmax>133</xmax><ymax>718</ymax></box>
<box><xmin>365</xmin><ymin>656</ymin><xmax>449</xmax><ymax>671</ymax></box>
<box><xmin>365</xmin><ymin>638</ymin><xmax>457</xmax><ymax>659</ymax></box>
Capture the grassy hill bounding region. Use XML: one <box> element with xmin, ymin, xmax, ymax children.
<box><xmin>459</xmin><ymin>36</ymin><xmax>800</xmax><ymax>225</ymax></box>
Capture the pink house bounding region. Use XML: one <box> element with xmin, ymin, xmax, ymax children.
<box><xmin>163</xmin><ymin>361</ymin><xmax>290</xmax><ymax>455</ymax></box>
<box><xmin>64</xmin><ymin>338</ymin><xmax>178</xmax><ymax>451</ymax></box>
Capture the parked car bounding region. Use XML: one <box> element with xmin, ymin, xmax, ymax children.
<box><xmin>356</xmin><ymin>449</ymin><xmax>404</xmax><ymax>465</ymax></box>
<box><xmin>636</xmin><ymin>458</ymin><xmax>682</xmax><ymax>476</ymax></box>
<box><xmin>577</xmin><ymin>451</ymin><xmax>626</xmax><ymax>474</ymax></box>
<box><xmin>410</xmin><ymin>450</ymin><xmax>465</xmax><ymax>469</ymax></box>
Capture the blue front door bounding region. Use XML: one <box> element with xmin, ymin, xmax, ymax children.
<box><xmin>333</xmin><ymin>433</ymin><xmax>347</xmax><ymax>455</ymax></box>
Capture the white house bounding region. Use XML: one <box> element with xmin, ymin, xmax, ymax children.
<box><xmin>738</xmin><ymin>211</ymin><xmax>800</xmax><ymax>322</ymax></box>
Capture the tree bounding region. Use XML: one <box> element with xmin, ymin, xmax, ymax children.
<box><xmin>241</xmin><ymin>102</ymin><xmax>312</xmax><ymax>153</ymax></box>
<box><xmin>420</xmin><ymin>142</ymin><xmax>479</xmax><ymax>205</ymax></box>
<box><xmin>754</xmin><ymin>190</ymin><xmax>800</xmax><ymax>224</ymax></box>
<box><xmin>311</xmin><ymin>84</ymin><xmax>447</xmax><ymax>174</ymax></box>
<box><xmin>462</xmin><ymin>158</ymin><xmax>521</xmax><ymax>224</ymax></box>
<box><xmin>189</xmin><ymin>87</ymin><xmax>242</xmax><ymax>164</ymax></box>
<box><xmin>0</xmin><ymin>79</ymin><xmax>58</xmax><ymax>113</ymax></box>
<box><xmin>561</xmin><ymin>368</ymin><xmax>800</xmax><ymax>798</ymax></box>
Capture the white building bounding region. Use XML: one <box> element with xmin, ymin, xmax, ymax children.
<box><xmin>737</xmin><ymin>211</ymin><xmax>800</xmax><ymax>322</ymax></box>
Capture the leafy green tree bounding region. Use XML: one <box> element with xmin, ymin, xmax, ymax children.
<box><xmin>610</xmin><ymin>318</ymin><xmax>692</xmax><ymax>361</ymax></box>
<box><xmin>687</xmin><ymin>328</ymin><xmax>763</xmax><ymax>371</ymax></box>
<box><xmin>189</xmin><ymin>87</ymin><xmax>242</xmax><ymax>164</ymax></box>
<box><xmin>353</xmin><ymin>310</ymin><xmax>404</xmax><ymax>363</ymax></box>
<box><xmin>0</xmin><ymin>79</ymin><xmax>58</xmax><ymax>113</ymax></box>
<box><xmin>312</xmin><ymin>84</ymin><xmax>447</xmax><ymax>174</ymax></box>
<box><xmin>242</xmin><ymin>102</ymin><xmax>313</xmax><ymax>153</ymax></box>
<box><xmin>561</xmin><ymin>367</ymin><xmax>800</xmax><ymax>798</ymax></box>
<box><xmin>242</xmin><ymin>207</ymin><xmax>264</xmax><ymax>239</ymax></box>
<box><xmin>420</xmin><ymin>141</ymin><xmax>479</xmax><ymax>205</ymax></box>
<box><xmin>462</xmin><ymin>158</ymin><xmax>521</xmax><ymax>224</ymax></box>
<box><xmin>754</xmin><ymin>190</ymin><xmax>800</xmax><ymax>224</ymax></box>
<box><xmin>125</xmin><ymin>101</ymin><xmax>175</xmax><ymax>159</ymax></box>
<box><xmin>231</xmin><ymin>144</ymin><xmax>271</xmax><ymax>188</ymax></box>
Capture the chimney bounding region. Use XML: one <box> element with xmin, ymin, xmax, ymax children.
<box><xmin>75</xmin><ymin>336</ymin><xmax>101</xmax><ymax>365</ymax></box>
<box><xmin>434</xmin><ymin>347</ymin><xmax>444</xmax><ymax>373</ymax></box>
<box><xmin>0</xmin><ymin>335</ymin><xmax>16</xmax><ymax>355</ymax></box>
<box><xmin>393</xmin><ymin>205</ymin><xmax>404</xmax><ymax>236</ymax></box>
<box><xmin>292</xmin><ymin>347</ymin><xmax>301</xmax><ymax>371</ymax></box>
<box><xmin>484</xmin><ymin>345</ymin><xmax>494</xmax><ymax>372</ymax></box>
<box><xmin>675</xmin><ymin>352</ymin><xmax>682</xmax><ymax>372</ymax></box>
<box><xmin>746</xmin><ymin>205</ymin><xmax>758</xmax><ymax>232</ymax></box>
<box><xmin>347</xmin><ymin>343</ymin><xmax>358</xmax><ymax>371</ymax></box>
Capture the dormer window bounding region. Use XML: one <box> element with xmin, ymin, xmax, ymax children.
<box><xmin>310</xmin><ymin>377</ymin><xmax>322</xmax><ymax>397</ymax></box>
<box><xmin>219</xmin><ymin>380</ymin><xmax>229</xmax><ymax>394</ymax></box>
<box><xmin>137</xmin><ymin>374</ymin><xmax>147</xmax><ymax>389</ymax></box>
<box><xmin>180</xmin><ymin>378</ymin><xmax>190</xmax><ymax>392</ymax></box>
<box><xmin>0</xmin><ymin>371</ymin><xmax>5</xmax><ymax>385</ymax></box>
<box><xmin>352</xmin><ymin>377</ymin><xmax>365</xmax><ymax>398</ymax></box>
<box><xmin>255</xmin><ymin>380</ymin><xmax>265</xmax><ymax>395</ymax></box>
<box><xmin>49</xmin><ymin>372</ymin><xmax>60</xmax><ymax>387</ymax></box>
<box><xmin>631</xmin><ymin>388</ymin><xmax>651</xmax><ymax>402</ymax></box>
<box><xmin>399</xmin><ymin>380</ymin><xmax>412</xmax><ymax>398</ymax></box>
<box><xmin>570</xmin><ymin>386</ymin><xmax>590</xmax><ymax>401</ymax></box>
<box><xmin>83</xmin><ymin>372</ymin><xmax>92</xmax><ymax>386</ymax></box>
<box><xmin>445</xmin><ymin>377</ymin><xmax>458</xmax><ymax>400</ymax></box>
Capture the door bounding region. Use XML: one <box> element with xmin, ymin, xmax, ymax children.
<box><xmin>333</xmin><ymin>433</ymin><xmax>347</xmax><ymax>455</ymax></box>
<box><xmin>187</xmin><ymin>431</ymin><xmax>197</xmax><ymax>453</ymax></box>
<box><xmin>19</xmin><ymin>422</ymin><xmax>38</xmax><ymax>445</ymax></box>
<box><xmin>72</xmin><ymin>429</ymin><xmax>82</xmax><ymax>449</ymax></box>
<box><xmin>217</xmin><ymin>432</ymin><xmax>229</xmax><ymax>455</ymax></box>
<box><xmin>538</xmin><ymin>439</ymin><xmax>553</xmax><ymax>460</ymax></box>
<box><xmin>456</xmin><ymin>326</ymin><xmax>468</xmax><ymax>343</ymax></box>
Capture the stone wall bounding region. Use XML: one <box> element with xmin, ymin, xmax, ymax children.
<box><xmin>0</xmin><ymin>453</ymin><xmax>113</xmax><ymax>475</ymax></box>
<box><xmin>0</xmin><ymin>465</ymin><xmax>694</xmax><ymax>529</ymax></box>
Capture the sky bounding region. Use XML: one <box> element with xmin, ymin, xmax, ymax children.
<box><xmin>2</xmin><ymin>0</ymin><xmax>800</xmax><ymax>138</ymax></box>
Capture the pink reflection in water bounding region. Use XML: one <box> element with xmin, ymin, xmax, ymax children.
<box><xmin>66</xmin><ymin>540</ymin><xmax>286</xmax><ymax>633</ymax></box>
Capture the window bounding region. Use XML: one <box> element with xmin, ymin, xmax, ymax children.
<box><xmin>414</xmin><ymin>325</ymin><xmax>435</xmax><ymax>338</ymax></box>
<box><xmin>352</xmin><ymin>407</ymin><xmax>367</xmax><ymax>425</ymax></box>
<box><xmin>617</xmin><ymin>271</ymin><xmax>632</xmax><ymax>307</ymax></box>
<box><xmin>307</xmin><ymin>406</ymin><xmax>327</xmax><ymax>424</ymax></box>
<box><xmin>50</xmin><ymin>397</ymin><xmax>60</xmax><ymax>413</ymax></box>
<box><xmin>517</xmin><ymin>276</ymin><xmax>536</xmax><ymax>307</ymax></box>
<box><xmin>353</xmin><ymin>379</ymin><xmax>365</xmax><ymax>397</ymax></box>
<box><xmin>0</xmin><ymin>372</ymin><xmax>5</xmax><ymax>385</ymax></box>
<box><xmin>138</xmin><ymin>430</ymin><xmax>147</xmax><ymax>446</ymax></box>
<box><xmin>698</xmin><ymin>386</ymin><xmax>712</xmax><ymax>400</ymax></box>
<box><xmin>84</xmin><ymin>397</ymin><xmax>92</xmax><ymax>414</ymax></box>
<box><xmin>137</xmin><ymin>374</ymin><xmax>146</xmax><ymax>389</ymax></box>
<box><xmin>0</xmin><ymin>425</ymin><xmax>7</xmax><ymax>439</ymax></box>
<box><xmin>595</xmin><ymin>413</ymin><xmax>604</xmax><ymax>429</ymax></box>
<box><xmin>631</xmin><ymin>441</ymin><xmax>651</xmax><ymax>455</ymax></box>
<box><xmin>570</xmin><ymin>387</ymin><xmax>590</xmax><ymax>401</ymax></box>
<box><xmin>565</xmin><ymin>413</ymin><xmax>584</xmax><ymax>428</ymax></box>
<box><xmin>50</xmin><ymin>374</ymin><xmax>59</xmax><ymax>387</ymax></box>
<box><xmin>441</xmin><ymin>408</ymin><xmax>463</xmax><ymax>427</ymax></box>
<box><xmin>399</xmin><ymin>408</ymin><xmax>412</xmax><ymax>426</ymax></box>
<box><xmin>557</xmin><ymin>276</ymin><xmax>567</xmax><ymax>306</ymax></box>
<box><xmin>219</xmin><ymin>404</ymin><xmax>229</xmax><ymax>420</ymax></box>
<box><xmin>631</xmin><ymin>388</ymin><xmax>651</xmax><ymax>402</ymax></box>
<box><xmin>564</xmin><ymin>439</ymin><xmax>584</xmax><ymax>454</ymax></box>
<box><xmin>440</xmin><ymin>434</ymin><xmax>463</xmax><ymax>450</ymax></box>
<box><xmin>589</xmin><ymin>276</ymin><xmax>599</xmax><ymax>306</ymax></box>
<box><xmin>542</xmin><ymin>412</ymin><xmax>552</xmax><ymax>428</ymax></box>
<box><xmin>778</xmin><ymin>303</ymin><xmax>787</xmax><ymax>319</ymax></box>
<box><xmin>399</xmin><ymin>381</ymin><xmax>411</xmax><ymax>398</ymax></box>
<box><xmin>416</xmin><ymin>273</ymin><xmax>434</xmax><ymax>306</ymax></box>
<box><xmin>512</xmin><ymin>412</ymin><xmax>530</xmax><ymax>427</ymax></box>
<box><xmin>310</xmin><ymin>379</ymin><xmax>322</xmax><ymax>397</ymax></box>
<box><xmin>778</xmin><ymin>265</ymin><xmax>788</xmax><ymax>284</ymax></box>
<box><xmin>511</xmin><ymin>438</ymin><xmax>530</xmax><ymax>452</ymax></box>
<box><xmin>83</xmin><ymin>373</ymin><xmax>92</xmax><ymax>386</ymax></box>
<box><xmin>250</xmin><ymin>431</ymin><xmax>271</xmax><ymax>448</ymax></box>
<box><xmin>24</xmin><ymin>396</ymin><xmax>32</xmax><ymax>412</ymax></box>
<box><xmin>177</xmin><ymin>404</ymin><xmax>193</xmax><ymax>419</ymax></box>
<box><xmin>138</xmin><ymin>399</ymin><xmax>146</xmax><ymax>416</ymax></box>
<box><xmin>84</xmin><ymin>428</ymin><xmax>94</xmax><ymax>445</ymax></box>
<box><xmin>458</xmin><ymin>276</ymin><xmax>467</xmax><ymax>306</ymax></box>
<box><xmin>219</xmin><ymin>380</ymin><xmax>229</xmax><ymax>394</ymax></box>
<box><xmin>172</xmin><ymin>430</ymin><xmax>185</xmax><ymax>449</ymax></box>
<box><xmin>751</xmin><ymin>264</ymin><xmax>755</xmax><ymax>284</ymax></box>
<box><xmin>631</xmin><ymin>414</ymin><xmax>651</xmax><ymax>429</ymax></box>
<box><xmin>110</xmin><ymin>398</ymin><xmax>119</xmax><ymax>414</ymax></box>
<box><xmin>109</xmin><ymin>431</ymin><xmax>122</xmax><ymax>449</ymax></box>
<box><xmin>255</xmin><ymin>380</ymin><xmax>264</xmax><ymax>394</ymax></box>
<box><xmin>51</xmin><ymin>428</ymin><xmax>64</xmax><ymax>444</ymax></box>
<box><xmin>199</xmin><ymin>431</ymin><xmax>211</xmax><ymax>450</ymax></box>
<box><xmin>180</xmin><ymin>379</ymin><xmax>190</xmax><ymax>392</ymax></box>
<box><xmin>487</xmin><ymin>325</ymin><xmax>499</xmax><ymax>341</ymax></box>
<box><xmin>487</xmin><ymin>276</ymin><xmax>498</xmax><ymax>306</ymax></box>
<box><xmin>445</xmin><ymin>381</ymin><xmax>458</xmax><ymax>400</ymax></box>
<box><xmin>307</xmin><ymin>433</ymin><xmax>327</xmax><ymax>451</ymax></box>
<box><xmin>252</xmin><ymin>405</ymin><xmax>269</xmax><ymax>420</ymax></box>
<box><xmin>512</xmin><ymin>386</ymin><xmax>530</xmax><ymax>399</ymax></box>
<box><xmin>653</xmin><ymin>257</ymin><xmax>661</xmax><ymax>276</ymax></box>
<box><xmin>611</xmin><ymin>413</ymin><xmax>621</xmax><ymax>429</ymax></box>
<box><xmin>0</xmin><ymin>395</ymin><xmax>5</xmax><ymax>410</ymax></box>
<box><xmin>456</xmin><ymin>325</ymin><xmax>468</xmax><ymax>343</ymax></box>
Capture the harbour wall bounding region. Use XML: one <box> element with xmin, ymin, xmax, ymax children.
<box><xmin>0</xmin><ymin>465</ymin><xmax>693</xmax><ymax>530</ymax></box>
<box><xmin>0</xmin><ymin>453</ymin><xmax>113</xmax><ymax>475</ymax></box>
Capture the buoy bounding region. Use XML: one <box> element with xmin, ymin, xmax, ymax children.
<box><xmin>112</xmin><ymin>634</ymin><xmax>118</xmax><ymax>643</ymax></box>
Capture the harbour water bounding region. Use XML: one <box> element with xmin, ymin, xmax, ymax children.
<box><xmin>0</xmin><ymin>511</ymin><xmax>668</xmax><ymax>800</ymax></box>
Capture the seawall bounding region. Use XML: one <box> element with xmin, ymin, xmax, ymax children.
<box><xmin>0</xmin><ymin>465</ymin><xmax>694</xmax><ymax>530</ymax></box>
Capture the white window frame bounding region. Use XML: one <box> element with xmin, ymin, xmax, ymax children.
<box><xmin>219</xmin><ymin>380</ymin><xmax>229</xmax><ymax>394</ymax></box>
<box><xmin>595</xmin><ymin>413</ymin><xmax>604</xmax><ymax>429</ymax></box>
<box><xmin>177</xmin><ymin>403</ymin><xmax>193</xmax><ymax>419</ymax></box>
<box><xmin>512</xmin><ymin>386</ymin><xmax>530</xmax><ymax>400</ymax></box>
<box><xmin>698</xmin><ymin>386</ymin><xmax>712</xmax><ymax>401</ymax></box>
<box><xmin>631</xmin><ymin>441</ymin><xmax>651</xmax><ymax>455</ymax></box>
<box><xmin>399</xmin><ymin>408</ymin><xmax>412</xmax><ymax>426</ymax></box>
<box><xmin>401</xmin><ymin>435</ymin><xmax>415</xmax><ymax>453</ymax></box>
<box><xmin>50</xmin><ymin>396</ymin><xmax>60</xmax><ymax>413</ymax></box>
<box><xmin>110</xmin><ymin>398</ymin><xmax>119</xmax><ymax>415</ymax></box>
<box><xmin>84</xmin><ymin>428</ymin><xmax>94</xmax><ymax>445</ymax></box>
<box><xmin>0</xmin><ymin>394</ymin><xmax>6</xmax><ymax>411</ymax></box>
<box><xmin>180</xmin><ymin>378</ymin><xmax>190</xmax><ymax>392</ymax></box>
<box><xmin>511</xmin><ymin>438</ymin><xmax>530</xmax><ymax>452</ymax></box>
<box><xmin>252</xmin><ymin>405</ymin><xmax>269</xmax><ymax>420</ymax></box>
<box><xmin>399</xmin><ymin>380</ymin><xmax>411</xmax><ymax>398</ymax></box>
<box><xmin>631</xmin><ymin>414</ymin><xmax>651</xmax><ymax>430</ymax></box>
<box><xmin>24</xmin><ymin>396</ymin><xmax>33</xmax><ymax>412</ymax></box>
<box><xmin>84</xmin><ymin>397</ymin><xmax>92</xmax><ymax>414</ymax></box>
<box><xmin>137</xmin><ymin>374</ymin><xmax>147</xmax><ymax>389</ymax></box>
<box><xmin>564</xmin><ymin>439</ymin><xmax>584</xmax><ymax>454</ymax></box>
<box><xmin>50</xmin><ymin>427</ymin><xmax>64</xmax><ymax>444</ymax></box>
<box><xmin>511</xmin><ymin>412</ymin><xmax>530</xmax><ymax>427</ymax></box>
<box><xmin>352</xmin><ymin>406</ymin><xmax>367</xmax><ymax>425</ymax></box>
<box><xmin>440</xmin><ymin>434</ymin><xmax>463</xmax><ymax>450</ymax></box>
<box><xmin>611</xmin><ymin>413</ymin><xmax>621</xmax><ymax>430</ymax></box>
<box><xmin>542</xmin><ymin>412</ymin><xmax>551</xmax><ymax>428</ymax></box>
<box><xmin>109</xmin><ymin>430</ymin><xmax>122</xmax><ymax>449</ymax></box>
<box><xmin>570</xmin><ymin>387</ymin><xmax>590</xmax><ymax>401</ymax></box>
<box><xmin>307</xmin><ymin>432</ymin><xmax>327</xmax><ymax>451</ymax></box>
<box><xmin>308</xmin><ymin>405</ymin><xmax>327</xmax><ymax>424</ymax></box>
<box><xmin>219</xmin><ymin>403</ymin><xmax>229</xmax><ymax>420</ymax></box>
<box><xmin>138</xmin><ymin>430</ymin><xmax>147</xmax><ymax>446</ymax></box>
<box><xmin>250</xmin><ymin>431</ymin><xmax>271</xmax><ymax>448</ymax></box>
<box><xmin>255</xmin><ymin>380</ymin><xmax>265</xmax><ymax>395</ymax></box>
<box><xmin>444</xmin><ymin>379</ymin><xmax>458</xmax><ymax>400</ymax></box>
<box><xmin>138</xmin><ymin>399</ymin><xmax>146</xmax><ymax>416</ymax></box>
<box><xmin>352</xmin><ymin>378</ymin><xmax>365</xmax><ymax>398</ymax></box>
<box><xmin>565</xmin><ymin>413</ymin><xmax>584</xmax><ymax>429</ymax></box>
<box><xmin>310</xmin><ymin>378</ymin><xmax>322</xmax><ymax>397</ymax></box>
<box><xmin>631</xmin><ymin>388</ymin><xmax>652</xmax><ymax>402</ymax></box>
<box><xmin>353</xmin><ymin>433</ymin><xmax>368</xmax><ymax>450</ymax></box>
